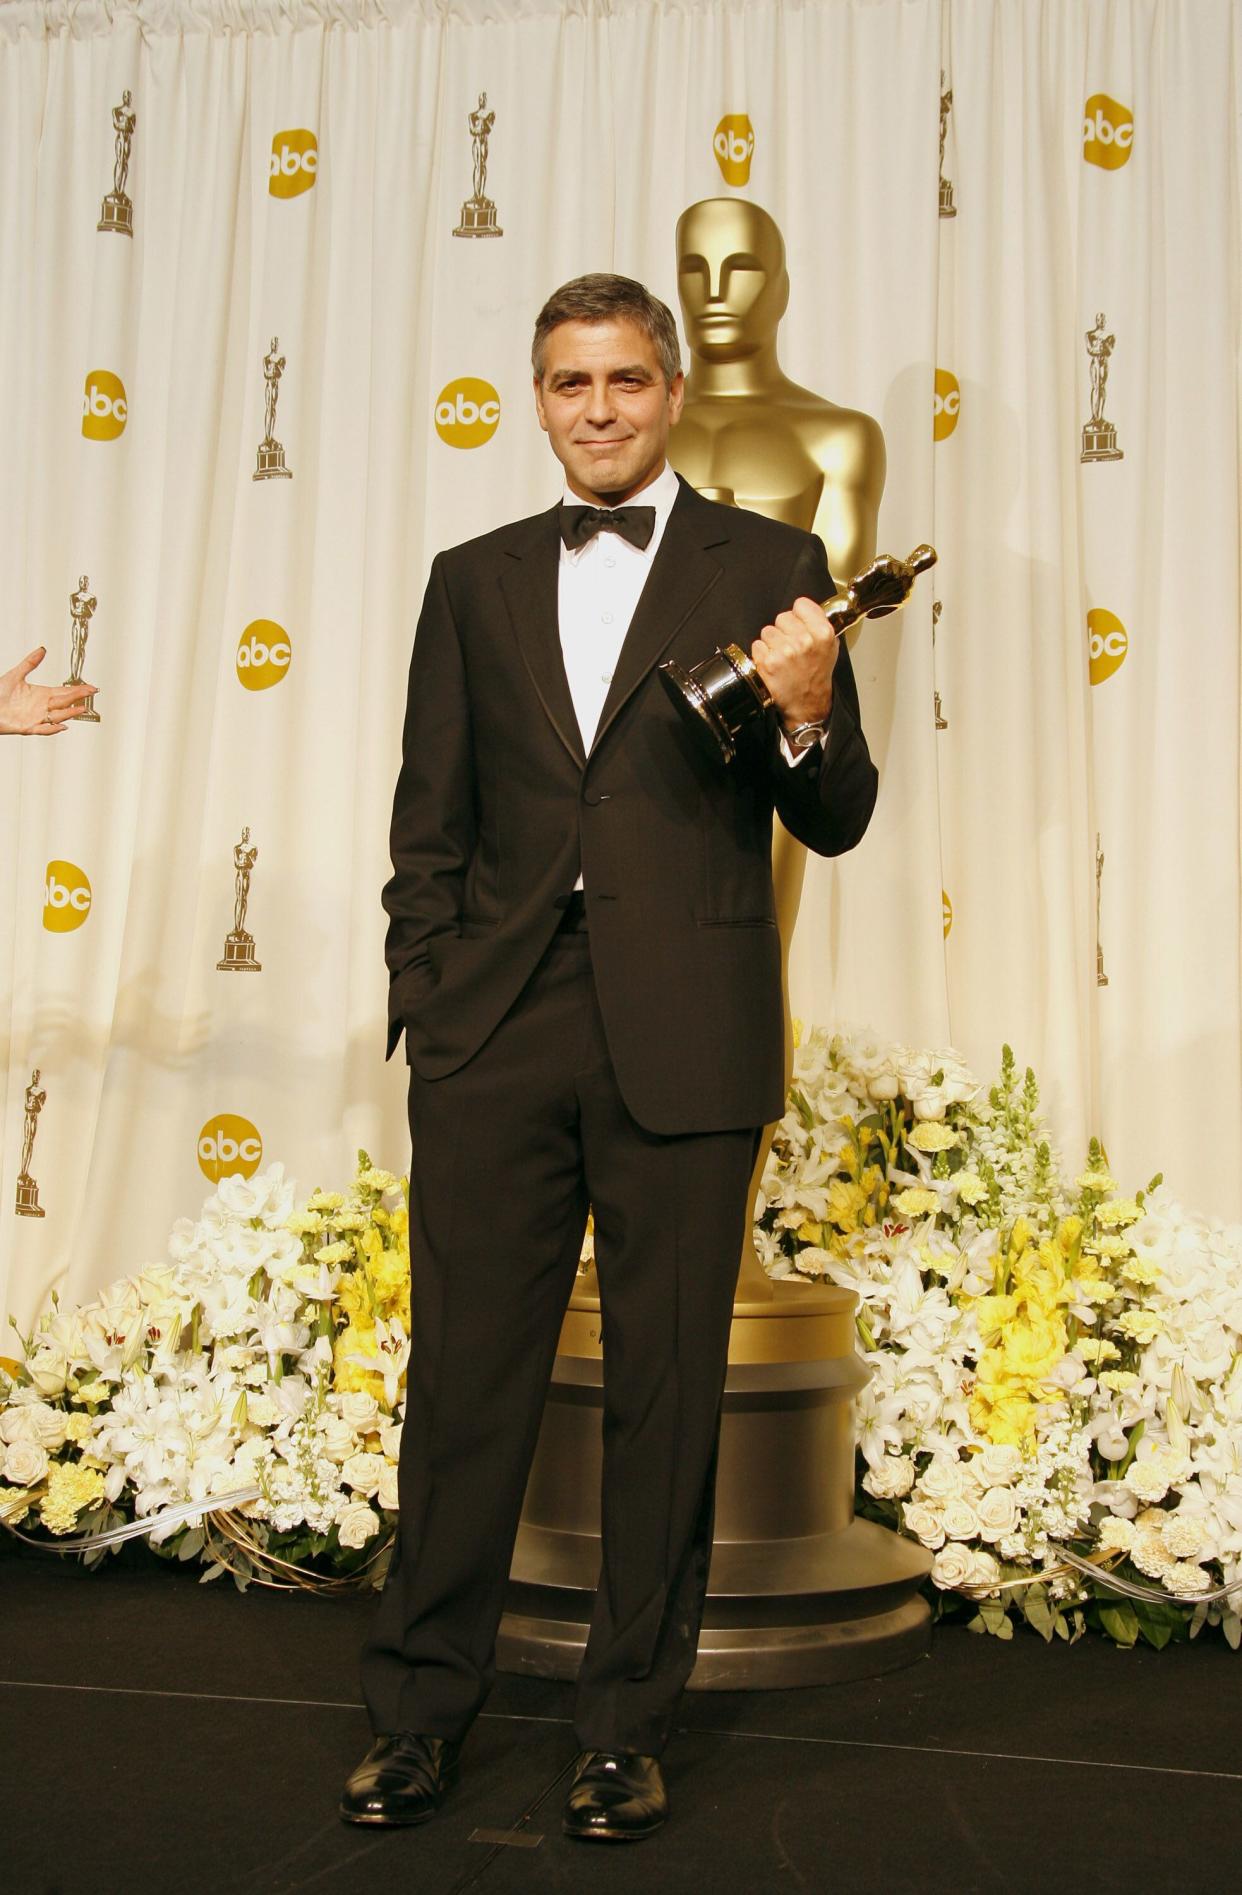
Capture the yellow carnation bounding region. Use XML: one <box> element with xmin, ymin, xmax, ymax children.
<box><xmin>893</xmin><ymin>1187</ymin><xmax>940</xmax><ymax>1218</ymax></box>
<box><xmin>39</xmin><ymin>1461</ymin><xmax>106</xmax><ymax>1535</ymax></box>
<box><xmin>1095</xmin><ymin>1198</ymin><xmax>1141</xmax><ymax>1228</ymax></box>
<box><xmin>307</xmin><ymin>1191</ymin><xmax>345</xmax><ymax>1213</ymax></box>
<box><xmin>907</xmin><ymin>1122</ymin><xmax>958</xmax><ymax>1152</ymax></box>
<box><xmin>1076</xmin><ymin>1171</ymin><xmax>1118</xmax><ymax>1195</ymax></box>
<box><xmin>62</xmin><ymin>1413</ymin><xmax>92</xmax><ymax>1444</ymax></box>
<box><xmin>956</xmin><ymin>1173</ymin><xmax>988</xmax><ymax>1207</ymax></box>
<box><xmin>1099</xmin><ymin>1370</ymin><xmax>1140</xmax><ymax>1392</ymax></box>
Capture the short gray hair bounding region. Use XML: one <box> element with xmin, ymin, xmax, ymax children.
<box><xmin>532</xmin><ymin>274</ymin><xmax>682</xmax><ymax>385</ymax></box>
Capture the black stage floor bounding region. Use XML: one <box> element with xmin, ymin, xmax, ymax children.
<box><xmin>3</xmin><ymin>1538</ymin><xmax>1240</xmax><ymax>1894</ymax></box>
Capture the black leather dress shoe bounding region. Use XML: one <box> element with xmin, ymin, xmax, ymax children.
<box><xmin>338</xmin><ymin>1732</ymin><xmax>461</xmax><ymax>1826</ymax></box>
<box><xmin>562</xmin><ymin>1750</ymin><xmax>668</xmax><ymax>1841</ymax></box>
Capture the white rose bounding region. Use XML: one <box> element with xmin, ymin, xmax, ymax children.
<box><xmin>341</xmin><ymin>1452</ymin><xmax>384</xmax><ymax>1498</ymax></box>
<box><xmin>378</xmin><ymin>1462</ymin><xmax>400</xmax><ymax>1512</ymax></box>
<box><xmin>866</xmin><ymin>1456</ymin><xmax>916</xmax><ymax>1501</ymax></box>
<box><xmin>337</xmin><ymin>1500</ymin><xmax>380</xmax><ymax>1550</ymax></box>
<box><xmin>967</xmin><ymin>1549</ymin><xmax>1001</xmax><ymax>1591</ymax></box>
<box><xmin>337</xmin><ymin>1392</ymin><xmax>381</xmax><ymax>1431</ymax></box>
<box><xmin>319</xmin><ymin>1415</ymin><xmax>357</xmax><ymax>1462</ymax></box>
<box><xmin>378</xmin><ymin>1421</ymin><xmax>403</xmax><ymax>1461</ymax></box>
<box><xmin>974</xmin><ymin>1488</ymin><xmax>1022</xmax><ymax>1544</ymax></box>
<box><xmin>4</xmin><ymin>1440</ymin><xmax>49</xmax><ymax>1486</ymax></box>
<box><xmin>911</xmin><ymin>1087</ymin><xmax>948</xmax><ymax>1122</ymax></box>
<box><xmin>918</xmin><ymin>1457</ymin><xmax>965</xmax><ymax>1501</ymax></box>
<box><xmin>978</xmin><ymin>1444</ymin><xmax>1024</xmax><ymax>1487</ymax></box>
<box><xmin>902</xmin><ymin>1500</ymin><xmax>946</xmax><ymax>1549</ymax></box>
<box><xmin>867</xmin><ymin>1073</ymin><xmax>900</xmax><ymax>1102</ymax></box>
<box><xmin>26</xmin><ymin>1348</ymin><xmax>70</xmax><ymax>1398</ymax></box>
<box><xmin>1</xmin><ymin>1401</ymin><xmax>68</xmax><ymax>1450</ymax></box>
<box><xmin>931</xmin><ymin>1544</ymin><xmax>975</xmax><ymax>1590</ymax></box>
<box><xmin>941</xmin><ymin>1497</ymin><xmax>980</xmax><ymax>1541</ymax></box>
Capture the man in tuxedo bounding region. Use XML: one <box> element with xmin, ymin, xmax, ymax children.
<box><xmin>342</xmin><ymin>274</ymin><xmax>878</xmax><ymax>1841</ymax></box>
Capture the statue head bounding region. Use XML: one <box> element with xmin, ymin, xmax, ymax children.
<box><xmin>31</xmin><ymin>1068</ymin><xmax>40</xmax><ymax>1085</ymax></box>
<box><xmin>674</xmin><ymin>198</ymin><xmax>789</xmax><ymax>362</ymax></box>
<box><xmin>79</xmin><ymin>574</ymin><xmax>89</xmax><ymax>589</ymax></box>
<box><xmin>123</xmin><ymin>89</ymin><xmax>132</xmax><ymax>107</ymax></box>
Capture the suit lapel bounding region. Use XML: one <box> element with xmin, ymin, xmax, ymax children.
<box><xmin>590</xmin><ymin>479</ymin><xmax>729</xmax><ymax>756</ymax></box>
<box><xmin>498</xmin><ymin>505</ymin><xmax>586</xmax><ymax>769</ymax></box>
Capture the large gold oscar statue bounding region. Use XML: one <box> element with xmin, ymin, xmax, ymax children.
<box><xmin>498</xmin><ymin>202</ymin><xmax>930</xmax><ymax>1688</ymax></box>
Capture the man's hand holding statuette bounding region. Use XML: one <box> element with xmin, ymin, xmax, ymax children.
<box><xmin>750</xmin><ymin>597</ymin><xmax>839</xmax><ymax>734</ymax></box>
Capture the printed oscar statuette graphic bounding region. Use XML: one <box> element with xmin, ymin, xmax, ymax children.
<box><xmin>932</xmin><ymin>599</ymin><xmax>948</xmax><ymax>729</ymax></box>
<box><xmin>1082</xmin><ymin>313</ymin><xmax>1123</xmax><ymax>462</ymax></box>
<box><xmin>16</xmin><ymin>1070</ymin><xmax>47</xmax><ymax>1218</ymax></box>
<box><xmin>253</xmin><ymin>338</ymin><xmax>293</xmax><ymax>480</ymax></box>
<box><xmin>98</xmin><ymin>89</ymin><xmax>136</xmax><ymax>236</ymax></box>
<box><xmin>453</xmin><ymin>92</ymin><xmax>503</xmax><ymax>238</ymax></box>
<box><xmin>65</xmin><ymin>575</ymin><xmax>100</xmax><ymax>722</ymax></box>
<box><xmin>217</xmin><ymin>827</ymin><xmax>262</xmax><ymax>972</ymax></box>
<box><xmin>1096</xmin><ymin>834</ymin><xmax>1108</xmax><ymax>988</ymax></box>
<box><xmin>939</xmin><ymin>73</ymin><xmax>957</xmax><ymax>219</ymax></box>
<box><xmin>661</xmin><ymin>546</ymin><xmax>937</xmax><ymax>768</ymax></box>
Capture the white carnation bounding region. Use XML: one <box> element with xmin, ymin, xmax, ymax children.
<box><xmin>1162</xmin><ymin>1560</ymin><xmax>1212</xmax><ymax>1598</ymax></box>
<box><xmin>1160</xmin><ymin>1513</ymin><xmax>1207</xmax><ymax>1560</ymax></box>
<box><xmin>1096</xmin><ymin>1516</ymin><xmax>1136</xmax><ymax>1553</ymax></box>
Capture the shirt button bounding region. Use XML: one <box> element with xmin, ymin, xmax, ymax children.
<box><xmin>601</xmin><ymin>611</ymin><xmax>614</xmax><ymax>624</ymax></box>
<box><xmin>604</xmin><ymin>556</ymin><xmax>616</xmax><ymax>568</ymax></box>
<box><xmin>601</xmin><ymin>672</ymin><xmax>612</xmax><ymax>683</ymax></box>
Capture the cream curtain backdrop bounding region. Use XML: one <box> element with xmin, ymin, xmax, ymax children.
<box><xmin>1</xmin><ymin>0</ymin><xmax>1238</xmax><ymax>1340</ymax></box>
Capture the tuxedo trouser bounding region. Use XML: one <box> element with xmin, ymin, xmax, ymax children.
<box><xmin>359</xmin><ymin>904</ymin><xmax>758</xmax><ymax>1756</ymax></box>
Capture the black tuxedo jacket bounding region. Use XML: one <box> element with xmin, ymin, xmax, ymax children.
<box><xmin>383</xmin><ymin>477</ymin><xmax>878</xmax><ymax>1134</ymax></box>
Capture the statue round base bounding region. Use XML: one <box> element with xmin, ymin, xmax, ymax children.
<box><xmin>499</xmin><ymin>1278</ymin><xmax>933</xmax><ymax>1691</ymax></box>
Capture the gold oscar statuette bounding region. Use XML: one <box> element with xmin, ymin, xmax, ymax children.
<box><xmin>16</xmin><ymin>1070</ymin><xmax>47</xmax><ymax>1218</ymax></box>
<box><xmin>660</xmin><ymin>543</ymin><xmax>937</xmax><ymax>767</ymax></box>
<box><xmin>933</xmin><ymin>598</ymin><xmax>948</xmax><ymax>728</ymax></box>
<box><xmin>453</xmin><ymin>92</ymin><xmax>503</xmax><ymax>238</ymax></box>
<box><xmin>65</xmin><ymin>575</ymin><xmax>100</xmax><ymax>722</ymax></box>
<box><xmin>1082</xmin><ymin>312</ymin><xmax>1123</xmax><ymax>462</ymax></box>
<box><xmin>1096</xmin><ymin>833</ymin><xmax>1108</xmax><ymax>987</ymax></box>
<box><xmin>217</xmin><ymin>827</ymin><xmax>262</xmax><ymax>972</ymax></box>
<box><xmin>254</xmin><ymin>339</ymin><xmax>293</xmax><ymax>480</ymax></box>
<box><xmin>98</xmin><ymin>90</ymin><xmax>136</xmax><ymax>237</ymax></box>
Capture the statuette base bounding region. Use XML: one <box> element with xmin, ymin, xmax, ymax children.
<box><xmin>1082</xmin><ymin>422</ymin><xmax>1123</xmax><ymax>462</ymax></box>
<box><xmin>938</xmin><ymin>178</ymin><xmax>957</xmax><ymax>218</ymax></box>
<box><xmin>98</xmin><ymin>192</ymin><xmax>134</xmax><ymax>237</ymax></box>
<box><xmin>15</xmin><ymin>1176</ymin><xmax>45</xmax><ymax>1218</ymax></box>
<box><xmin>253</xmin><ymin>442</ymin><xmax>292</xmax><ymax>481</ymax></box>
<box><xmin>454</xmin><ymin>197</ymin><xmax>503</xmax><ymax>238</ymax></box>
<box><xmin>218</xmin><ymin>932</ymin><xmax>262</xmax><ymax>973</ymax></box>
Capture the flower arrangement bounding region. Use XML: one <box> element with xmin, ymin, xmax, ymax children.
<box><xmin>0</xmin><ymin>1156</ymin><xmax>409</xmax><ymax>1588</ymax></box>
<box><xmin>757</xmin><ymin>1028</ymin><xmax>1242</xmax><ymax>1649</ymax></box>
<box><xmin>4</xmin><ymin>1031</ymin><xmax>1242</xmax><ymax>1650</ymax></box>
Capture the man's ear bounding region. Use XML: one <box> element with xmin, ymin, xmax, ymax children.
<box><xmin>532</xmin><ymin>375</ymin><xmax>549</xmax><ymax>434</ymax></box>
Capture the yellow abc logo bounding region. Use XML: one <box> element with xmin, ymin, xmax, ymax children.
<box><xmin>236</xmin><ymin>618</ymin><xmax>292</xmax><ymax>690</ymax></box>
<box><xmin>435</xmin><ymin>378</ymin><xmax>501</xmax><ymax>449</ymax></box>
<box><xmin>197</xmin><ymin>1113</ymin><xmax>264</xmax><ymax>1183</ymax></box>
<box><xmin>942</xmin><ymin>890</ymin><xmax>953</xmax><ymax>939</ymax></box>
<box><xmin>269</xmin><ymin>129</ymin><xmax>318</xmax><ymax>199</ymax></box>
<box><xmin>933</xmin><ymin>368</ymin><xmax>960</xmax><ymax>441</ymax></box>
<box><xmin>1083</xmin><ymin>95</ymin><xmax>1134</xmax><ymax>170</ymax></box>
<box><xmin>43</xmin><ymin>860</ymin><xmax>92</xmax><ymax>932</ymax></box>
<box><xmin>1088</xmin><ymin>608</ymin><xmax>1128</xmax><ymax>685</ymax></box>
<box><xmin>82</xmin><ymin>370</ymin><xmax>128</xmax><ymax>441</ymax></box>
<box><xmin>713</xmin><ymin>114</ymin><xmax>755</xmax><ymax>187</ymax></box>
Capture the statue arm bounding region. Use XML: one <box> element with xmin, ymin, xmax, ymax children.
<box><xmin>808</xmin><ymin>411</ymin><xmax>886</xmax><ymax>580</ymax></box>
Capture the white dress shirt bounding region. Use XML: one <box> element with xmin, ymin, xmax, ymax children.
<box><xmin>556</xmin><ymin>461</ymin><xmax>824</xmax><ymax>888</ymax></box>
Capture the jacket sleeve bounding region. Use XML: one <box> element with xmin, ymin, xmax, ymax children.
<box><xmin>381</xmin><ymin>555</ymin><xmax>477</xmax><ymax>1058</ymax></box>
<box><xmin>760</xmin><ymin>534</ymin><xmax>880</xmax><ymax>858</ymax></box>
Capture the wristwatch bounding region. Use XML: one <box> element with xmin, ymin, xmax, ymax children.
<box><xmin>782</xmin><ymin>718</ymin><xmax>828</xmax><ymax>752</ymax></box>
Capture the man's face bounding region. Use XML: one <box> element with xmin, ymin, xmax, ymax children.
<box><xmin>533</xmin><ymin>318</ymin><xmax>684</xmax><ymax>504</ymax></box>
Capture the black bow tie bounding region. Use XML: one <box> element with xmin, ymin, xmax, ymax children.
<box><xmin>560</xmin><ymin>504</ymin><xmax>657</xmax><ymax>553</ymax></box>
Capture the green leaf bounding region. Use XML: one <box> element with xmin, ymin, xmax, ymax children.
<box><xmin>1022</xmin><ymin>1586</ymin><xmax>1055</xmax><ymax>1643</ymax></box>
<box><xmin>177</xmin><ymin>1526</ymin><xmax>205</xmax><ymax>1562</ymax></box>
<box><xmin>1098</xmin><ymin>1601</ymin><xmax>1140</xmax><ymax>1647</ymax></box>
